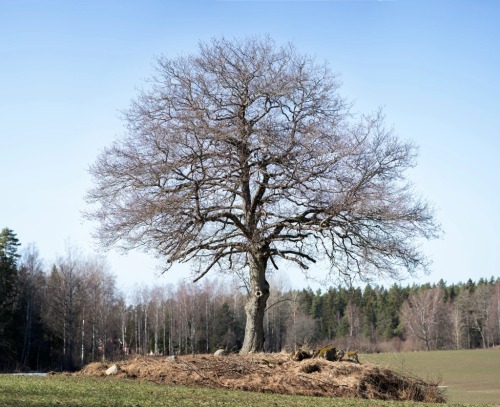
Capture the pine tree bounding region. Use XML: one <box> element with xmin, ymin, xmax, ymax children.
<box><xmin>0</xmin><ymin>227</ymin><xmax>21</xmax><ymax>369</ymax></box>
<box><xmin>362</xmin><ymin>285</ymin><xmax>378</xmax><ymax>342</ymax></box>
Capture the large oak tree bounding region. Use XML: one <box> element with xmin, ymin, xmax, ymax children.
<box><xmin>86</xmin><ymin>37</ymin><xmax>439</xmax><ymax>353</ymax></box>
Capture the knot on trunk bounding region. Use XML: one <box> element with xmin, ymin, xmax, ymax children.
<box><xmin>255</xmin><ymin>290</ymin><xmax>263</xmax><ymax>297</ymax></box>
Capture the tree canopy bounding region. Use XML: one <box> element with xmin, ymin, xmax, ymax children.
<box><xmin>0</xmin><ymin>227</ymin><xmax>20</xmax><ymax>264</ymax></box>
<box><xmin>86</xmin><ymin>36</ymin><xmax>440</xmax><ymax>352</ymax></box>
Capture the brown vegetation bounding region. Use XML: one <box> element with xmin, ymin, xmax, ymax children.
<box><xmin>76</xmin><ymin>354</ymin><xmax>445</xmax><ymax>403</ymax></box>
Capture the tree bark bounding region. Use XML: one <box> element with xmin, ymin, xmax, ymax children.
<box><xmin>240</xmin><ymin>254</ymin><xmax>270</xmax><ymax>353</ymax></box>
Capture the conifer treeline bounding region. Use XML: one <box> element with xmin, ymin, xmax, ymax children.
<box><xmin>1</xmin><ymin>228</ymin><xmax>499</xmax><ymax>371</ymax></box>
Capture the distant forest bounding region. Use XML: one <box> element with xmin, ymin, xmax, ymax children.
<box><xmin>1</xmin><ymin>227</ymin><xmax>499</xmax><ymax>372</ymax></box>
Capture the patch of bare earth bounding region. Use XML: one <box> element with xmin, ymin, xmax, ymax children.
<box><xmin>77</xmin><ymin>354</ymin><xmax>445</xmax><ymax>403</ymax></box>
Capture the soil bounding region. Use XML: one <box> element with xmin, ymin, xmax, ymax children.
<box><xmin>76</xmin><ymin>353</ymin><xmax>445</xmax><ymax>403</ymax></box>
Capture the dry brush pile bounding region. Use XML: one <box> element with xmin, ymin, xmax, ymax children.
<box><xmin>77</xmin><ymin>353</ymin><xmax>445</xmax><ymax>403</ymax></box>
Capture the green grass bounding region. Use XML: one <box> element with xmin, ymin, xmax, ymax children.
<box><xmin>0</xmin><ymin>374</ymin><xmax>495</xmax><ymax>407</ymax></box>
<box><xmin>1</xmin><ymin>350</ymin><xmax>499</xmax><ymax>406</ymax></box>
<box><xmin>361</xmin><ymin>349</ymin><xmax>500</xmax><ymax>405</ymax></box>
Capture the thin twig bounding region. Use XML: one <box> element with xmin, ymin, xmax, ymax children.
<box><xmin>297</xmin><ymin>373</ymin><xmax>349</xmax><ymax>387</ymax></box>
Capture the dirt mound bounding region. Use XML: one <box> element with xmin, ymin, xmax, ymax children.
<box><xmin>77</xmin><ymin>354</ymin><xmax>445</xmax><ymax>403</ymax></box>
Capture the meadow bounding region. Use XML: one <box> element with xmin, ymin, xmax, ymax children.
<box><xmin>0</xmin><ymin>375</ymin><xmax>490</xmax><ymax>407</ymax></box>
<box><xmin>0</xmin><ymin>349</ymin><xmax>498</xmax><ymax>406</ymax></box>
<box><xmin>362</xmin><ymin>349</ymin><xmax>500</xmax><ymax>405</ymax></box>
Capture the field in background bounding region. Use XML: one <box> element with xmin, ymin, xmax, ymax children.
<box><xmin>361</xmin><ymin>349</ymin><xmax>500</xmax><ymax>404</ymax></box>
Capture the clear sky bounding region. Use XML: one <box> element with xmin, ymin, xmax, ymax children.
<box><xmin>1</xmin><ymin>0</ymin><xmax>499</xmax><ymax>293</ymax></box>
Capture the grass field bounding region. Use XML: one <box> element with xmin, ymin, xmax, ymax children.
<box><xmin>0</xmin><ymin>375</ymin><xmax>493</xmax><ymax>407</ymax></box>
<box><xmin>361</xmin><ymin>349</ymin><xmax>500</xmax><ymax>405</ymax></box>
<box><xmin>0</xmin><ymin>349</ymin><xmax>498</xmax><ymax>406</ymax></box>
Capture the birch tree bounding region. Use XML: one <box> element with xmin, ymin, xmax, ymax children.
<box><xmin>86</xmin><ymin>36</ymin><xmax>439</xmax><ymax>353</ymax></box>
<box><xmin>471</xmin><ymin>284</ymin><xmax>494</xmax><ymax>348</ymax></box>
<box><xmin>46</xmin><ymin>251</ymin><xmax>82</xmax><ymax>369</ymax></box>
<box><xmin>401</xmin><ymin>287</ymin><xmax>444</xmax><ymax>351</ymax></box>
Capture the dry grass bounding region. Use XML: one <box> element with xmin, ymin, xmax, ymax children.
<box><xmin>77</xmin><ymin>353</ymin><xmax>445</xmax><ymax>403</ymax></box>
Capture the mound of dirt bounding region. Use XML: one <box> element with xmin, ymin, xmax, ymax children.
<box><xmin>76</xmin><ymin>353</ymin><xmax>445</xmax><ymax>403</ymax></box>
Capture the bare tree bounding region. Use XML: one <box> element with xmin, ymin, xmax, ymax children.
<box><xmin>86</xmin><ymin>36</ymin><xmax>439</xmax><ymax>353</ymax></box>
<box><xmin>471</xmin><ymin>284</ymin><xmax>494</xmax><ymax>349</ymax></box>
<box><xmin>449</xmin><ymin>300</ymin><xmax>463</xmax><ymax>349</ymax></box>
<box><xmin>18</xmin><ymin>244</ymin><xmax>45</xmax><ymax>368</ymax></box>
<box><xmin>286</xmin><ymin>290</ymin><xmax>317</xmax><ymax>350</ymax></box>
<box><xmin>45</xmin><ymin>247</ymin><xmax>83</xmax><ymax>370</ymax></box>
<box><xmin>82</xmin><ymin>256</ymin><xmax>117</xmax><ymax>361</ymax></box>
<box><xmin>345</xmin><ymin>300</ymin><xmax>362</xmax><ymax>349</ymax></box>
<box><xmin>401</xmin><ymin>287</ymin><xmax>444</xmax><ymax>351</ymax></box>
<box><xmin>492</xmin><ymin>281</ymin><xmax>500</xmax><ymax>346</ymax></box>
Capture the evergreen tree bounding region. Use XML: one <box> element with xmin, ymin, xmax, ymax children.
<box><xmin>297</xmin><ymin>288</ymin><xmax>314</xmax><ymax>316</ymax></box>
<box><xmin>321</xmin><ymin>288</ymin><xmax>342</xmax><ymax>340</ymax></box>
<box><xmin>0</xmin><ymin>227</ymin><xmax>21</xmax><ymax>369</ymax></box>
<box><xmin>213</xmin><ymin>302</ymin><xmax>243</xmax><ymax>351</ymax></box>
<box><xmin>361</xmin><ymin>285</ymin><xmax>378</xmax><ymax>342</ymax></box>
<box><xmin>374</xmin><ymin>286</ymin><xmax>392</xmax><ymax>340</ymax></box>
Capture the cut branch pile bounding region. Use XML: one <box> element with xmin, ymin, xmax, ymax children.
<box><xmin>77</xmin><ymin>354</ymin><xmax>445</xmax><ymax>402</ymax></box>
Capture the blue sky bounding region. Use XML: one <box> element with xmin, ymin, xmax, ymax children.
<box><xmin>1</xmin><ymin>0</ymin><xmax>499</xmax><ymax>292</ymax></box>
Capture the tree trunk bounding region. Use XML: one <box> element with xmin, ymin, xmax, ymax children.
<box><xmin>21</xmin><ymin>299</ymin><xmax>32</xmax><ymax>367</ymax></box>
<box><xmin>81</xmin><ymin>314</ymin><xmax>85</xmax><ymax>366</ymax></box>
<box><xmin>240</xmin><ymin>254</ymin><xmax>270</xmax><ymax>353</ymax></box>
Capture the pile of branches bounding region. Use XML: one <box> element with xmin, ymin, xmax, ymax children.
<box><xmin>77</xmin><ymin>354</ymin><xmax>445</xmax><ymax>403</ymax></box>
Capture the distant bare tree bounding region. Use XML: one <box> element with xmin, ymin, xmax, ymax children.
<box><xmin>492</xmin><ymin>281</ymin><xmax>500</xmax><ymax>346</ymax></box>
<box><xmin>286</xmin><ymin>290</ymin><xmax>317</xmax><ymax>350</ymax></box>
<box><xmin>82</xmin><ymin>256</ymin><xmax>117</xmax><ymax>362</ymax></box>
<box><xmin>45</xmin><ymin>247</ymin><xmax>83</xmax><ymax>370</ymax></box>
<box><xmin>471</xmin><ymin>284</ymin><xmax>494</xmax><ymax>348</ymax></box>
<box><xmin>401</xmin><ymin>287</ymin><xmax>444</xmax><ymax>351</ymax></box>
<box><xmin>18</xmin><ymin>244</ymin><xmax>45</xmax><ymax>368</ymax></box>
<box><xmin>86</xmin><ymin>36</ymin><xmax>439</xmax><ymax>353</ymax></box>
<box><xmin>345</xmin><ymin>300</ymin><xmax>362</xmax><ymax>349</ymax></box>
<box><xmin>449</xmin><ymin>300</ymin><xmax>463</xmax><ymax>350</ymax></box>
